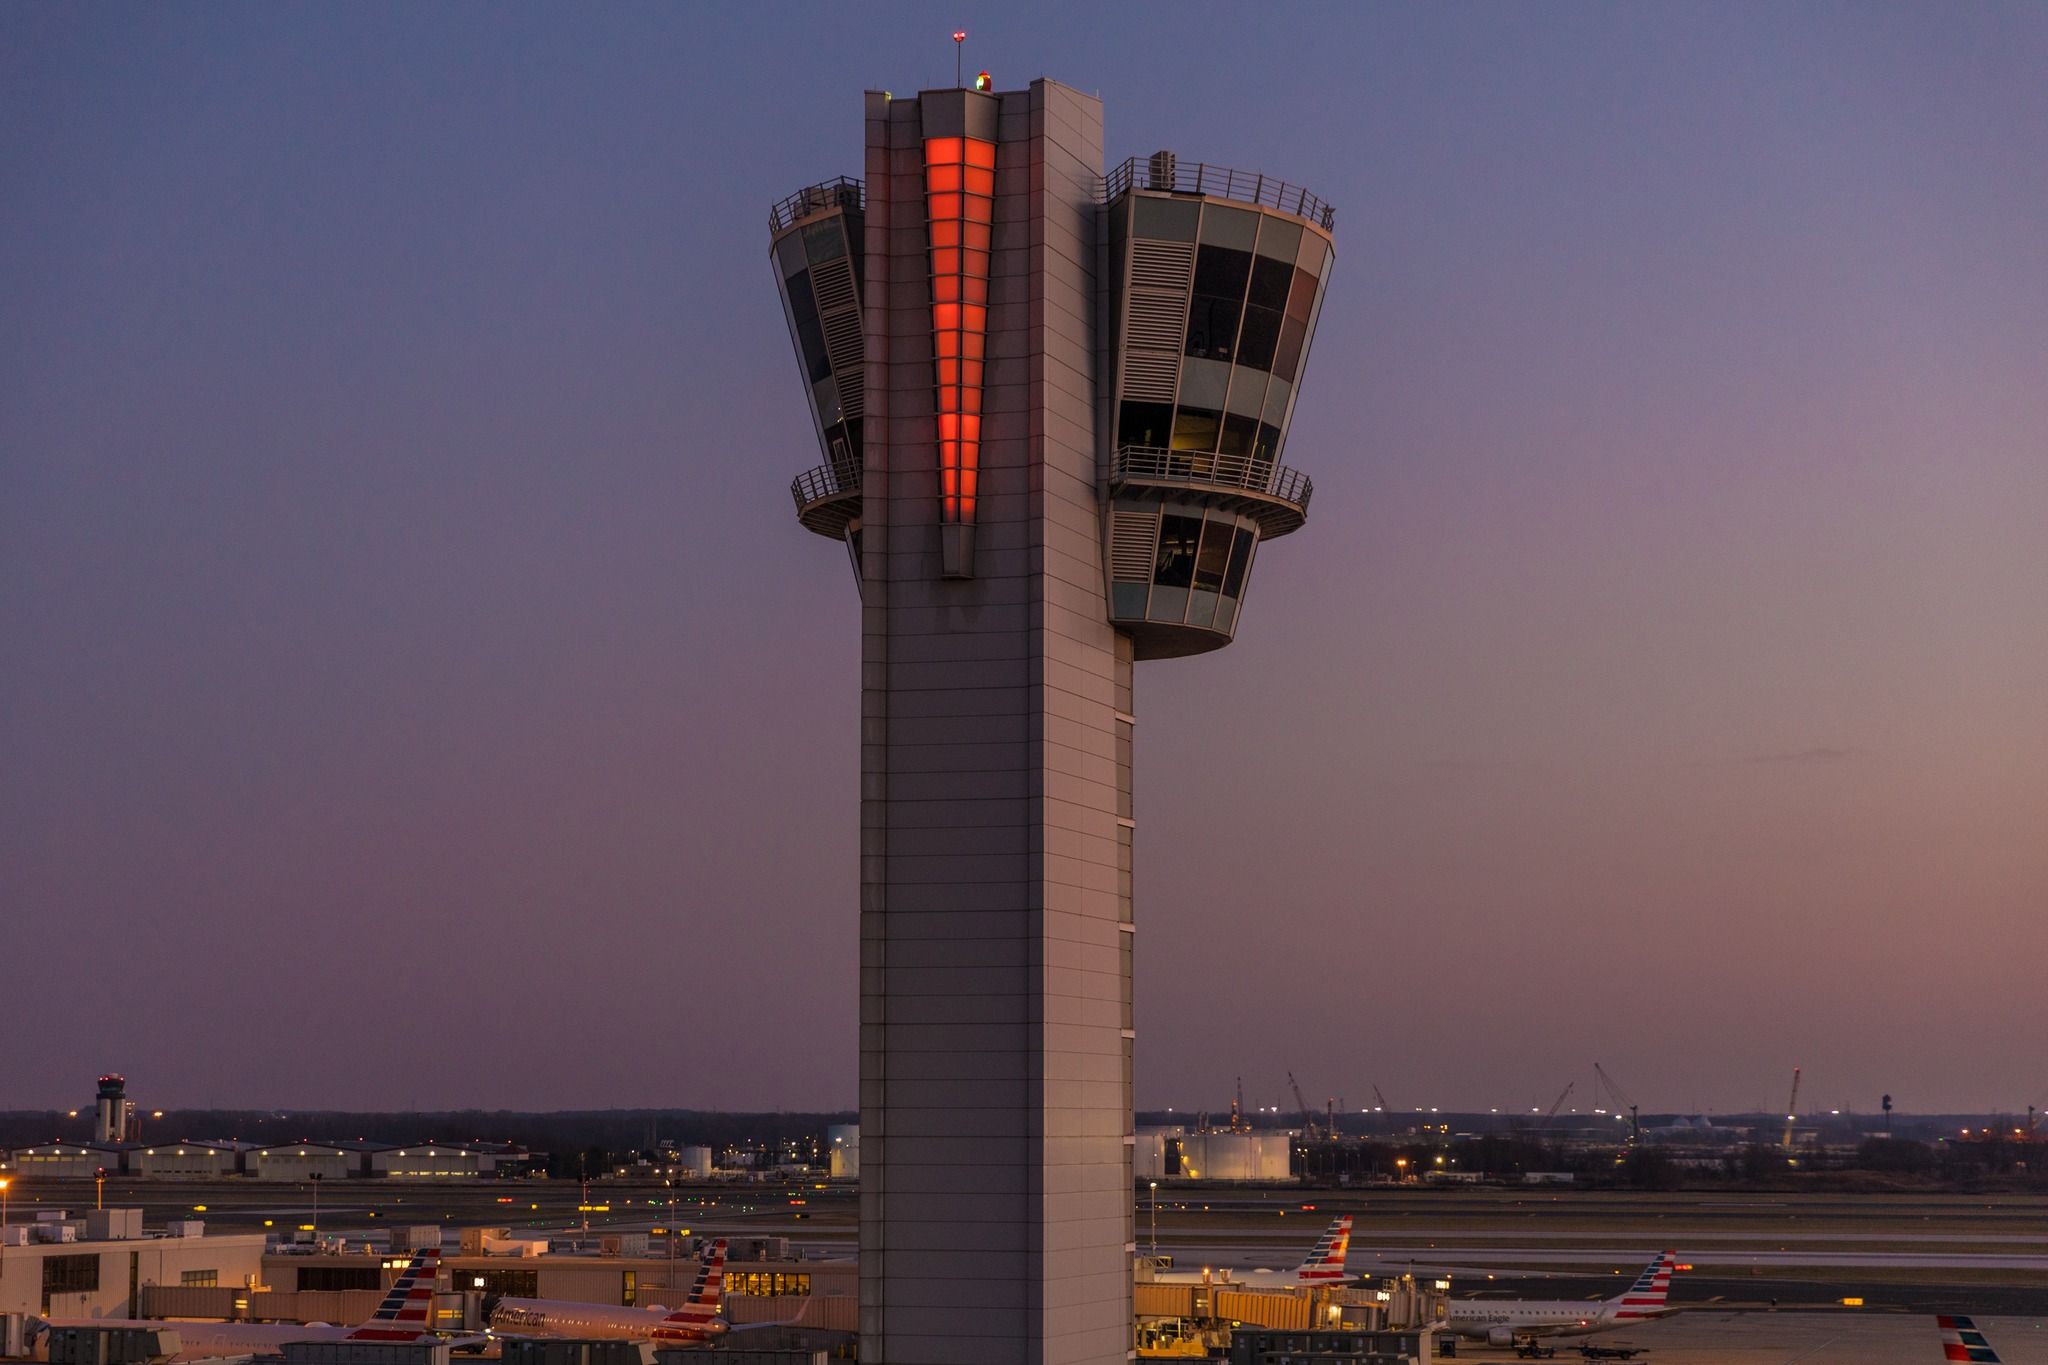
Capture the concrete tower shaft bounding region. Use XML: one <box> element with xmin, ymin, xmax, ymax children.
<box><xmin>768</xmin><ymin>79</ymin><xmax>1334</xmax><ymax>1365</ymax></box>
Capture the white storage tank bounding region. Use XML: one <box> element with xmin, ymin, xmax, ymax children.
<box><xmin>825</xmin><ymin>1127</ymin><xmax>858</xmax><ymax>1180</ymax></box>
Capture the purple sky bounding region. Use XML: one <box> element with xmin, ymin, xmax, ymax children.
<box><xmin>4</xmin><ymin>5</ymin><xmax>2044</xmax><ymax>1117</ymax></box>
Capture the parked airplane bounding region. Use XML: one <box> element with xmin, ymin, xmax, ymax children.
<box><xmin>1441</xmin><ymin>1251</ymin><xmax>1677</xmax><ymax>1348</ymax></box>
<box><xmin>39</xmin><ymin>1247</ymin><xmax>461</xmax><ymax>1362</ymax></box>
<box><xmin>1146</xmin><ymin>1215</ymin><xmax>1353</xmax><ymax>1285</ymax></box>
<box><xmin>1937</xmin><ymin>1314</ymin><xmax>2003</xmax><ymax>1363</ymax></box>
<box><xmin>489</xmin><ymin>1238</ymin><xmax>730</xmax><ymax>1344</ymax></box>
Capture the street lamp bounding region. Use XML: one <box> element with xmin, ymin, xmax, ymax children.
<box><xmin>666</xmin><ymin>1179</ymin><xmax>677</xmax><ymax>1276</ymax></box>
<box><xmin>310</xmin><ymin>1172</ymin><xmax>323</xmax><ymax>1240</ymax></box>
<box><xmin>1</xmin><ymin>1176</ymin><xmax>11</xmax><ymax>1229</ymax></box>
<box><xmin>1148</xmin><ymin>1181</ymin><xmax>1158</xmax><ymax>1255</ymax></box>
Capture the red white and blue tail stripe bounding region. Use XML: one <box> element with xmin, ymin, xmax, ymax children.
<box><xmin>653</xmin><ymin>1238</ymin><xmax>728</xmax><ymax>1338</ymax></box>
<box><xmin>1293</xmin><ymin>1216</ymin><xmax>1353</xmax><ymax>1283</ymax></box>
<box><xmin>1607</xmin><ymin>1250</ymin><xmax>1677</xmax><ymax>1321</ymax></box>
<box><xmin>1938</xmin><ymin>1315</ymin><xmax>2002</xmax><ymax>1363</ymax></box>
<box><xmin>345</xmin><ymin>1246</ymin><xmax>441</xmax><ymax>1341</ymax></box>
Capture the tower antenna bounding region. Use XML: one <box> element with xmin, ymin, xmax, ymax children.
<box><xmin>953</xmin><ymin>30</ymin><xmax>966</xmax><ymax>89</ymax></box>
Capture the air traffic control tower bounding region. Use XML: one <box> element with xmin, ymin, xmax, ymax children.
<box><xmin>768</xmin><ymin>79</ymin><xmax>1334</xmax><ymax>1364</ymax></box>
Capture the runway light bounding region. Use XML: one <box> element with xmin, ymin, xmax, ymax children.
<box><xmin>1841</xmin><ymin>1297</ymin><xmax>1864</xmax><ymax>1307</ymax></box>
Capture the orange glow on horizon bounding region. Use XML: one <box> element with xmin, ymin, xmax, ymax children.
<box><xmin>924</xmin><ymin>135</ymin><xmax>995</xmax><ymax>524</ymax></box>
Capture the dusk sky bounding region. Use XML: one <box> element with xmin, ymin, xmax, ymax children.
<box><xmin>5</xmin><ymin>4</ymin><xmax>2044</xmax><ymax>1117</ymax></box>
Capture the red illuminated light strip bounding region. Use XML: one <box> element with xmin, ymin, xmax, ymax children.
<box><xmin>923</xmin><ymin>136</ymin><xmax>994</xmax><ymax>523</ymax></box>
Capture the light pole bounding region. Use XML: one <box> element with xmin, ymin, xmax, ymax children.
<box><xmin>1148</xmin><ymin>1181</ymin><xmax>1158</xmax><ymax>1255</ymax></box>
<box><xmin>1</xmin><ymin>1176</ymin><xmax>11</xmax><ymax>1229</ymax></box>
<box><xmin>310</xmin><ymin>1172</ymin><xmax>322</xmax><ymax>1241</ymax></box>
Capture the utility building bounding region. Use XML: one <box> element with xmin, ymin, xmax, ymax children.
<box><xmin>770</xmin><ymin>77</ymin><xmax>1334</xmax><ymax>1364</ymax></box>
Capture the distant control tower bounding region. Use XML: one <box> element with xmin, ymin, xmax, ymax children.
<box><xmin>769</xmin><ymin>79</ymin><xmax>1333</xmax><ymax>1364</ymax></box>
<box><xmin>94</xmin><ymin>1074</ymin><xmax>133</xmax><ymax>1144</ymax></box>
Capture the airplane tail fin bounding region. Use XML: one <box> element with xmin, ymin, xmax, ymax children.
<box><xmin>1608</xmin><ymin>1250</ymin><xmax>1676</xmax><ymax>1320</ymax></box>
<box><xmin>1293</xmin><ymin>1215</ymin><xmax>1353</xmax><ymax>1283</ymax></box>
<box><xmin>345</xmin><ymin>1246</ymin><xmax>441</xmax><ymax>1340</ymax></box>
<box><xmin>1937</xmin><ymin>1315</ymin><xmax>2003</xmax><ymax>1363</ymax></box>
<box><xmin>662</xmin><ymin>1238</ymin><xmax>728</xmax><ymax>1324</ymax></box>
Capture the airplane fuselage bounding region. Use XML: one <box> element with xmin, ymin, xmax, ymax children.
<box><xmin>42</xmin><ymin>1319</ymin><xmax>376</xmax><ymax>1362</ymax></box>
<box><xmin>1446</xmin><ymin>1303</ymin><xmax>1635</xmax><ymax>1340</ymax></box>
<box><xmin>490</xmin><ymin>1300</ymin><xmax>724</xmax><ymax>1344</ymax></box>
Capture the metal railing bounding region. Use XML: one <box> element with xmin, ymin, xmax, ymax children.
<box><xmin>790</xmin><ymin>460</ymin><xmax>861</xmax><ymax>511</ymax></box>
<box><xmin>1110</xmin><ymin>444</ymin><xmax>1313</xmax><ymax>510</ymax></box>
<box><xmin>1102</xmin><ymin>155</ymin><xmax>1335</xmax><ymax>230</ymax></box>
<box><xmin>768</xmin><ymin>177</ymin><xmax>865</xmax><ymax>234</ymax></box>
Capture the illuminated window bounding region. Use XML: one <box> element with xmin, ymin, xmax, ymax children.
<box><xmin>923</xmin><ymin>135</ymin><xmax>995</xmax><ymax>525</ymax></box>
<box><xmin>724</xmin><ymin>1272</ymin><xmax>812</xmax><ymax>1297</ymax></box>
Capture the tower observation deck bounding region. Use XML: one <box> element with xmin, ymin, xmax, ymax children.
<box><xmin>767</xmin><ymin>81</ymin><xmax>1335</xmax><ymax>1365</ymax></box>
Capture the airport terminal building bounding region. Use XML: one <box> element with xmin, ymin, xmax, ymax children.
<box><xmin>772</xmin><ymin>77</ymin><xmax>1333</xmax><ymax>1364</ymax></box>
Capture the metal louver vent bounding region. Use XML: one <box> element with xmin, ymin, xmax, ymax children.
<box><xmin>1122</xmin><ymin>352</ymin><xmax>1179</xmax><ymax>401</ymax></box>
<box><xmin>1123</xmin><ymin>241</ymin><xmax>1194</xmax><ymax>402</ymax></box>
<box><xmin>819</xmin><ymin>315</ymin><xmax>860</xmax><ymax>405</ymax></box>
<box><xmin>810</xmin><ymin>256</ymin><xmax>859</xmax><ymax>315</ymax></box>
<box><xmin>1128</xmin><ymin>239</ymin><xmax>1195</xmax><ymax>291</ymax></box>
<box><xmin>1109</xmin><ymin>511</ymin><xmax>1159</xmax><ymax>581</ymax></box>
<box><xmin>1126</xmin><ymin>291</ymin><xmax>1187</xmax><ymax>352</ymax></box>
<box><xmin>811</xmin><ymin>256</ymin><xmax>865</xmax><ymax>417</ymax></box>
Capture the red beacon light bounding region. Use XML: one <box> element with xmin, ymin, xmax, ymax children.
<box><xmin>975</xmin><ymin>70</ymin><xmax>993</xmax><ymax>92</ymax></box>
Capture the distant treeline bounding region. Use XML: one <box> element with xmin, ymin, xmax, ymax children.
<box><xmin>0</xmin><ymin>1109</ymin><xmax>857</xmax><ymax>1177</ymax></box>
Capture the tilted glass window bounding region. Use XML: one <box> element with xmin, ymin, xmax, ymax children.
<box><xmin>1194</xmin><ymin>244</ymin><xmax>1252</xmax><ymax>298</ymax></box>
<box><xmin>1248</xmin><ymin>254</ymin><xmax>1294</xmax><ymax>312</ymax></box>
<box><xmin>1237</xmin><ymin>304</ymin><xmax>1283</xmax><ymax>371</ymax></box>
<box><xmin>1185</xmin><ymin>245</ymin><xmax>1252</xmax><ymax>361</ymax></box>
<box><xmin>1219</xmin><ymin>413</ymin><xmax>1258</xmax><ymax>459</ymax></box>
<box><xmin>784</xmin><ymin>269</ymin><xmax>831</xmax><ymax>383</ymax></box>
<box><xmin>1221</xmin><ymin>527</ymin><xmax>1256</xmax><ymax>598</ymax></box>
<box><xmin>1171</xmin><ymin>407</ymin><xmax>1221</xmax><ymax>453</ymax></box>
<box><xmin>1184</xmin><ymin>293</ymin><xmax>1240</xmax><ymax>362</ymax></box>
<box><xmin>802</xmin><ymin>218</ymin><xmax>844</xmax><ymax>266</ymax></box>
<box><xmin>1119</xmin><ymin>400</ymin><xmax>1172</xmax><ymax>449</ymax></box>
<box><xmin>1192</xmin><ymin>518</ymin><xmax>1233</xmax><ymax>592</ymax></box>
<box><xmin>1154</xmin><ymin>514</ymin><xmax>1201</xmax><ymax>591</ymax></box>
<box><xmin>1274</xmin><ymin>319</ymin><xmax>1307</xmax><ymax>383</ymax></box>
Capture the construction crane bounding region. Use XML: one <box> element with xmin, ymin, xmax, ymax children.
<box><xmin>1594</xmin><ymin>1063</ymin><xmax>1642</xmax><ymax>1145</ymax></box>
<box><xmin>1288</xmin><ymin>1071</ymin><xmax>1320</xmax><ymax>1141</ymax></box>
<box><xmin>1371</xmin><ymin>1084</ymin><xmax>1391</xmax><ymax>1113</ymax></box>
<box><xmin>1540</xmin><ymin>1081</ymin><xmax>1575</xmax><ymax>1133</ymax></box>
<box><xmin>1781</xmin><ymin>1067</ymin><xmax>1802</xmax><ymax>1151</ymax></box>
<box><xmin>1229</xmin><ymin>1076</ymin><xmax>1249</xmax><ymax>1134</ymax></box>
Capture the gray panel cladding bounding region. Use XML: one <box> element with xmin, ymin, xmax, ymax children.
<box><xmin>853</xmin><ymin>79</ymin><xmax>1130</xmax><ymax>1365</ymax></box>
